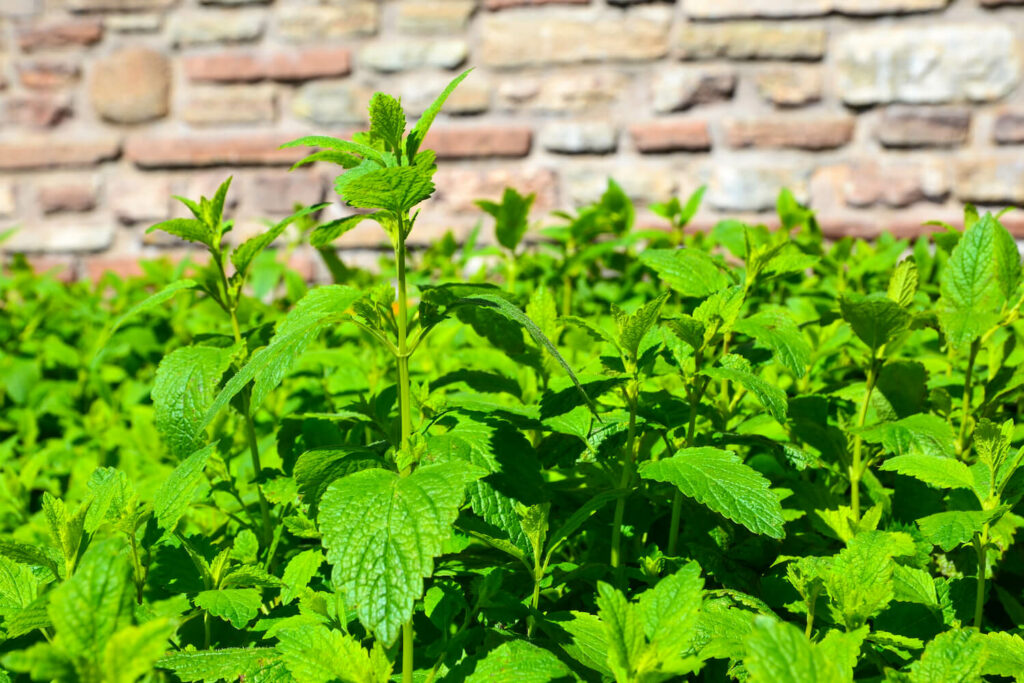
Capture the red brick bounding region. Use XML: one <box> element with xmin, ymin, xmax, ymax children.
<box><xmin>38</xmin><ymin>181</ymin><xmax>97</xmax><ymax>214</ymax></box>
<box><xmin>724</xmin><ymin>117</ymin><xmax>855</xmax><ymax>150</ymax></box>
<box><xmin>125</xmin><ymin>134</ymin><xmax>304</xmax><ymax>168</ymax></box>
<box><xmin>422</xmin><ymin>126</ymin><xmax>532</xmax><ymax>159</ymax></box>
<box><xmin>630</xmin><ymin>120</ymin><xmax>711</xmax><ymax>153</ymax></box>
<box><xmin>249</xmin><ymin>171</ymin><xmax>325</xmax><ymax>215</ymax></box>
<box><xmin>485</xmin><ymin>0</ymin><xmax>587</xmax><ymax>7</ymax></box>
<box><xmin>15</xmin><ymin>255</ymin><xmax>76</xmax><ymax>283</ymax></box>
<box><xmin>430</xmin><ymin>167</ymin><xmax>558</xmax><ymax>213</ymax></box>
<box><xmin>82</xmin><ymin>255</ymin><xmax>146</xmax><ymax>282</ymax></box>
<box><xmin>877</xmin><ymin>107</ymin><xmax>970</xmax><ymax>148</ymax></box>
<box><xmin>3</xmin><ymin>93</ymin><xmax>72</xmax><ymax>127</ymax></box>
<box><xmin>18</xmin><ymin>20</ymin><xmax>103</xmax><ymax>52</ymax></box>
<box><xmin>0</xmin><ymin>139</ymin><xmax>120</xmax><ymax>170</ymax></box>
<box><xmin>17</xmin><ymin>60</ymin><xmax>80</xmax><ymax>89</ymax></box>
<box><xmin>994</xmin><ymin>108</ymin><xmax>1024</xmax><ymax>144</ymax></box>
<box><xmin>184</xmin><ymin>48</ymin><xmax>352</xmax><ymax>83</ymax></box>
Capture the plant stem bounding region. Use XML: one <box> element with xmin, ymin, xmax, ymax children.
<box><xmin>610</xmin><ymin>379</ymin><xmax>639</xmax><ymax>569</ymax></box>
<box><xmin>805</xmin><ymin>587</ymin><xmax>820</xmax><ymax>638</ymax></box>
<box><xmin>129</xmin><ymin>532</ymin><xmax>144</xmax><ymax>604</ymax></box>
<box><xmin>668</xmin><ymin>372</ymin><xmax>707</xmax><ymax>556</ymax></box>
<box><xmin>850</xmin><ymin>360</ymin><xmax>878</xmax><ymax>523</ymax></box>
<box><xmin>243</xmin><ymin>412</ymin><xmax>272</xmax><ymax>547</ymax></box>
<box><xmin>561</xmin><ymin>273</ymin><xmax>572</xmax><ymax>317</ymax></box>
<box><xmin>957</xmin><ymin>339</ymin><xmax>980</xmax><ymax>458</ymax></box>
<box><xmin>974</xmin><ymin>525</ymin><xmax>989</xmax><ymax>630</ymax></box>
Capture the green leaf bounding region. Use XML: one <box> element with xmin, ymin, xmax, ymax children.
<box><xmin>597</xmin><ymin>581</ymin><xmax>646</xmax><ymax>681</ymax></box>
<box><xmin>309</xmin><ymin>213</ymin><xmax>375</xmax><ymax>248</ymax></box>
<box><xmin>152</xmin><ymin>345</ymin><xmax>234</xmax><ymax>459</ymax></box>
<box><xmin>232</xmin><ymin>203</ymin><xmax>328</xmax><ymax>277</ymax></box>
<box><xmin>743</xmin><ymin>616</ymin><xmax>845</xmax><ymax>683</ymax></box>
<box><xmin>318</xmin><ymin>461</ymin><xmax>485</xmax><ymax>644</ymax></box>
<box><xmin>640</xmin><ymin>248</ymin><xmax>732</xmax><ymax>298</ymax></box>
<box><xmin>734</xmin><ymin>309</ymin><xmax>811</xmax><ymax>377</ymax></box>
<box><xmin>917</xmin><ymin>509</ymin><xmax>1002</xmax><ymax>552</ymax></box>
<box><xmin>280</xmin><ymin>135</ymin><xmax>386</xmax><ymax>167</ymax></box>
<box><xmin>888</xmin><ymin>258</ymin><xmax>919</xmax><ymax>308</ymax></box>
<box><xmin>544</xmin><ymin>490</ymin><xmax>626</xmax><ymax>563</ymax></box>
<box><xmin>613</xmin><ymin>292</ymin><xmax>669</xmax><ymax>363</ymax></box>
<box><xmin>280</xmin><ymin>550</ymin><xmax>324</xmax><ymax>605</ymax></box>
<box><xmin>857</xmin><ymin>413</ymin><xmax>956</xmax><ymax>460</ymax></box>
<box><xmin>909</xmin><ymin>629</ymin><xmax>986</xmax><ymax>683</ymax></box>
<box><xmin>976</xmin><ymin>631</ymin><xmax>1024</xmax><ymax>678</ymax></box>
<box><xmin>639</xmin><ymin>447</ymin><xmax>785</xmax><ymax>539</ymax></box>
<box><xmin>938</xmin><ymin>213</ymin><xmax>1021</xmax><ymax>351</ymax></box>
<box><xmin>275</xmin><ymin>624</ymin><xmax>391</xmax><ymax>683</ymax></box>
<box><xmin>293</xmin><ymin>447</ymin><xmax>381</xmax><ymax>516</ymax></box>
<box><xmin>92</xmin><ymin>279</ymin><xmax>197</xmax><ymax>370</ymax></box>
<box><xmin>0</xmin><ymin>541</ymin><xmax>59</xmax><ymax>579</ymax></box>
<box><xmin>703</xmin><ymin>354</ymin><xmax>787</xmax><ymax>422</ymax></box>
<box><xmin>839</xmin><ymin>292</ymin><xmax>911</xmax><ymax>354</ymax></box>
<box><xmin>892</xmin><ymin>565</ymin><xmax>938</xmax><ymax>607</ymax></box>
<box><xmin>103</xmin><ymin>618</ymin><xmax>178</xmax><ymax>683</ymax></box>
<box><xmin>336</xmin><ymin>165</ymin><xmax>435</xmax><ymax>215</ymax></box>
<box><xmin>194</xmin><ymin>589</ymin><xmax>262</xmax><ymax>629</ymax></box>
<box><xmin>477</xmin><ymin>187</ymin><xmax>535</xmax><ymax>252</ymax></box>
<box><xmin>816</xmin><ymin>627</ymin><xmax>868</xmax><ymax>681</ymax></box>
<box><xmin>84</xmin><ymin>467</ymin><xmax>133</xmax><ymax>534</ymax></box>
<box><xmin>0</xmin><ymin>556</ymin><xmax>37</xmax><ymax>613</ymax></box>
<box><xmin>158</xmin><ymin>648</ymin><xmax>279</xmax><ymax>682</ymax></box>
<box><xmin>146</xmin><ymin>218</ymin><xmax>217</xmax><ymax>250</ymax></box>
<box><xmin>637</xmin><ymin>562</ymin><xmax>704</xmax><ymax>660</ymax></box>
<box><xmin>879</xmin><ymin>454</ymin><xmax>975</xmax><ymax>493</ymax></box>
<box><xmin>465</xmin><ymin>641</ymin><xmax>572</xmax><ymax>682</ymax></box>
<box><xmin>153</xmin><ymin>444</ymin><xmax>214</xmax><ymax>533</ymax></box>
<box><xmin>368</xmin><ymin>92</ymin><xmax>406</xmax><ymax>153</ymax></box>
<box><xmin>824</xmin><ymin>531</ymin><xmax>914</xmax><ymax>629</ymax></box>
<box><xmin>406</xmin><ymin>68</ymin><xmax>473</xmax><ymax>160</ymax></box>
<box><xmin>41</xmin><ymin>493</ymin><xmax>87</xmax><ymax>578</ymax></box>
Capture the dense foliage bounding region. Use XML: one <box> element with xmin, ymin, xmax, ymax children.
<box><xmin>2</xmin><ymin>71</ymin><xmax>1024</xmax><ymax>682</ymax></box>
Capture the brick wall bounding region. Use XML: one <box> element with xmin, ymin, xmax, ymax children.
<box><xmin>2</xmin><ymin>0</ymin><xmax>1024</xmax><ymax>279</ymax></box>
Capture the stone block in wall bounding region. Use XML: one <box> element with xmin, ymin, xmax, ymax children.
<box><xmin>292</xmin><ymin>81</ymin><xmax>372</xmax><ymax>126</ymax></box>
<box><xmin>109</xmin><ymin>175</ymin><xmax>169</xmax><ymax>224</ymax></box>
<box><xmin>955</xmin><ymin>157</ymin><xmax>1024</xmax><ymax>204</ymax></box>
<box><xmin>3</xmin><ymin>221</ymin><xmax>115</xmax><ymax>253</ymax></box>
<box><xmin>3</xmin><ymin>93</ymin><xmax>72</xmax><ymax>127</ymax></box>
<box><xmin>125</xmin><ymin>135</ymin><xmax>303</xmax><ymax>168</ymax></box>
<box><xmin>185</xmin><ymin>48</ymin><xmax>352</xmax><ymax>83</ymax></box>
<box><xmin>430</xmin><ymin>167</ymin><xmax>559</xmax><ymax>213</ymax></box>
<box><xmin>17</xmin><ymin>60</ymin><xmax>80</xmax><ymax>89</ymax></box>
<box><xmin>876</xmin><ymin>106</ymin><xmax>970</xmax><ymax>147</ymax></box>
<box><xmin>398</xmin><ymin>0</ymin><xmax>476</xmax><ymax>34</ymax></box>
<box><xmin>677</xmin><ymin>22</ymin><xmax>826</xmax><ymax>60</ymax></box>
<box><xmin>89</xmin><ymin>47</ymin><xmax>171</xmax><ymax>124</ymax></box>
<box><xmin>249</xmin><ymin>172</ymin><xmax>326</xmax><ymax>215</ymax></box>
<box><xmin>497</xmin><ymin>72</ymin><xmax>626</xmax><ymax>113</ymax></box>
<box><xmin>402</xmin><ymin>76</ymin><xmax>491</xmax><ymax>115</ymax></box>
<box><xmin>359</xmin><ymin>40</ymin><xmax>468</xmax><ymax>72</ymax></box>
<box><xmin>630</xmin><ymin>120</ymin><xmax>711</xmax><ymax>153</ymax></box>
<box><xmin>0</xmin><ymin>138</ymin><xmax>120</xmax><ymax>170</ymax></box>
<box><xmin>651</xmin><ymin>68</ymin><xmax>735</xmax><ymax>113</ymax></box>
<box><xmin>481</xmin><ymin>8</ymin><xmax>671</xmax><ymax>67</ymax></box>
<box><xmin>484</xmin><ymin>0</ymin><xmax>588</xmax><ymax>8</ymax></box>
<box><xmin>0</xmin><ymin>0</ymin><xmax>40</xmax><ymax>17</ymax></box>
<box><xmin>980</xmin><ymin>0</ymin><xmax>1024</xmax><ymax>5</ymax></box>
<box><xmin>835</xmin><ymin>26</ymin><xmax>1019</xmax><ymax>104</ymax></box>
<box><xmin>170</xmin><ymin>11</ymin><xmax>264</xmax><ymax>46</ymax></box>
<box><xmin>994</xmin><ymin>109</ymin><xmax>1024</xmax><ymax>144</ymax></box>
<box><xmin>105</xmin><ymin>14</ymin><xmax>163</xmax><ymax>33</ymax></box>
<box><xmin>684</xmin><ymin>0</ymin><xmax>949</xmax><ymax>18</ymax></box>
<box><xmin>275</xmin><ymin>5</ymin><xmax>378</xmax><ymax>43</ymax></box>
<box><xmin>724</xmin><ymin>117</ymin><xmax>855</xmax><ymax>150</ymax></box>
<box><xmin>812</xmin><ymin>161</ymin><xmax>949</xmax><ymax>209</ymax></box>
<box><xmin>540</xmin><ymin>122</ymin><xmax>619</xmax><ymax>154</ymax></box>
<box><xmin>755</xmin><ymin>69</ymin><xmax>822</xmax><ymax>107</ymax></box>
<box><xmin>18</xmin><ymin>19</ymin><xmax>102</xmax><ymax>52</ymax></box>
<box><xmin>706</xmin><ymin>163</ymin><xmax>811</xmax><ymax>212</ymax></box>
<box><xmin>0</xmin><ymin>183</ymin><xmax>15</xmax><ymax>218</ymax></box>
<box><xmin>66</xmin><ymin>0</ymin><xmax>175</xmax><ymax>9</ymax></box>
<box><xmin>564</xmin><ymin>164</ymin><xmax>681</xmax><ymax>205</ymax></box>
<box><xmin>184</xmin><ymin>85</ymin><xmax>277</xmax><ymax>126</ymax></box>
<box><xmin>37</xmin><ymin>178</ymin><xmax>98</xmax><ymax>214</ymax></box>
<box><xmin>424</xmin><ymin>126</ymin><xmax>533</xmax><ymax>158</ymax></box>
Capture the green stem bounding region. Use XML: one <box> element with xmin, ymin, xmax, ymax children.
<box><xmin>610</xmin><ymin>379</ymin><xmax>639</xmax><ymax>569</ymax></box>
<box><xmin>957</xmin><ymin>339</ymin><xmax>980</xmax><ymax>458</ymax></box>
<box><xmin>527</xmin><ymin>569</ymin><xmax>542</xmax><ymax>638</ymax></box>
<box><xmin>668</xmin><ymin>372</ymin><xmax>707</xmax><ymax>556</ymax></box>
<box><xmin>243</xmin><ymin>413</ymin><xmax>272</xmax><ymax>548</ymax></box>
<box><xmin>805</xmin><ymin>587</ymin><xmax>820</xmax><ymax>638</ymax></box>
<box><xmin>129</xmin><ymin>532</ymin><xmax>144</xmax><ymax>604</ymax></box>
<box><xmin>850</xmin><ymin>360</ymin><xmax>878</xmax><ymax>524</ymax></box>
<box><xmin>974</xmin><ymin>525</ymin><xmax>989</xmax><ymax>630</ymax></box>
<box><xmin>402</xmin><ymin>620</ymin><xmax>415</xmax><ymax>682</ymax></box>
<box><xmin>561</xmin><ymin>273</ymin><xmax>572</xmax><ymax>317</ymax></box>
<box><xmin>506</xmin><ymin>252</ymin><xmax>517</xmax><ymax>293</ymax></box>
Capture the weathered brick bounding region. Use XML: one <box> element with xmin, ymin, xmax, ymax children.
<box><xmin>15</xmin><ymin>256</ymin><xmax>76</xmax><ymax>283</ymax></box>
<box><xmin>481</xmin><ymin>8</ymin><xmax>671</xmax><ymax>67</ymax></box>
<box><xmin>812</xmin><ymin>161</ymin><xmax>948</xmax><ymax>209</ymax></box>
<box><xmin>651</xmin><ymin>68</ymin><xmax>735</xmax><ymax>113</ymax></box>
<box><xmin>955</xmin><ymin>158</ymin><xmax>1024</xmax><ymax>204</ymax></box>
<box><xmin>835</xmin><ymin>26</ymin><xmax>1020</xmax><ymax>104</ymax></box>
<box><xmin>678</xmin><ymin>22</ymin><xmax>827</xmax><ymax>60</ymax></box>
<box><xmin>398</xmin><ymin>0</ymin><xmax>476</xmax><ymax>33</ymax></box>
<box><xmin>200</xmin><ymin>0</ymin><xmax>271</xmax><ymax>5</ymax></box>
<box><xmin>292</xmin><ymin>81</ymin><xmax>372</xmax><ymax>126</ymax></box>
<box><xmin>18</xmin><ymin>19</ymin><xmax>102</xmax><ymax>51</ymax></box>
<box><xmin>706</xmin><ymin>163</ymin><xmax>811</xmax><ymax>211</ymax></box>
<box><xmin>17</xmin><ymin>60</ymin><xmax>80</xmax><ymax>89</ymax></box>
<box><xmin>877</xmin><ymin>106</ymin><xmax>970</xmax><ymax>147</ymax></box>
<box><xmin>430</xmin><ymin>167</ymin><xmax>558</xmax><ymax>213</ymax></box>
<box><xmin>994</xmin><ymin>109</ymin><xmax>1024</xmax><ymax>144</ymax></box>
<box><xmin>3</xmin><ymin>221</ymin><xmax>115</xmax><ymax>252</ymax></box>
<box><xmin>83</xmin><ymin>255</ymin><xmax>146</xmax><ymax>282</ymax></box>
<box><xmin>497</xmin><ymin>72</ymin><xmax>626</xmax><ymax>113</ymax></box>
<box><xmin>684</xmin><ymin>0</ymin><xmax>948</xmax><ymax>18</ymax></box>
<box><xmin>755</xmin><ymin>68</ymin><xmax>822</xmax><ymax>107</ymax></box>
<box><xmin>124</xmin><ymin>135</ymin><xmax>302</xmax><ymax>168</ymax></box>
<box><xmin>3</xmin><ymin>93</ymin><xmax>72</xmax><ymax>127</ymax></box>
<box><xmin>89</xmin><ymin>47</ymin><xmax>171</xmax><ymax>124</ymax></box>
<box><xmin>0</xmin><ymin>182</ymin><xmax>15</xmax><ymax>217</ymax></box>
<box><xmin>184</xmin><ymin>85</ymin><xmax>276</xmax><ymax>126</ymax></box>
<box><xmin>403</xmin><ymin>77</ymin><xmax>491</xmax><ymax>115</ymax></box>
<box><xmin>424</xmin><ymin>126</ymin><xmax>533</xmax><ymax>159</ymax></box>
<box><xmin>724</xmin><ymin>117</ymin><xmax>855</xmax><ymax>150</ymax></box>
<box><xmin>104</xmin><ymin>14</ymin><xmax>163</xmax><ymax>33</ymax></box>
<box><xmin>540</xmin><ymin>122</ymin><xmax>618</xmax><ymax>154</ymax></box>
<box><xmin>484</xmin><ymin>0</ymin><xmax>587</xmax><ymax>8</ymax></box>
<box><xmin>630</xmin><ymin>120</ymin><xmax>711</xmax><ymax>153</ymax></box>
<box><xmin>37</xmin><ymin>178</ymin><xmax>98</xmax><ymax>214</ymax></box>
<box><xmin>108</xmin><ymin>175</ymin><xmax>169</xmax><ymax>224</ymax></box>
<box><xmin>66</xmin><ymin>0</ymin><xmax>174</xmax><ymax>9</ymax></box>
<box><xmin>249</xmin><ymin>172</ymin><xmax>325</xmax><ymax>215</ymax></box>
<box><xmin>275</xmin><ymin>5</ymin><xmax>378</xmax><ymax>43</ymax></box>
<box><xmin>564</xmin><ymin>165</ymin><xmax>680</xmax><ymax>205</ymax></box>
<box><xmin>170</xmin><ymin>11</ymin><xmax>263</xmax><ymax>46</ymax></box>
<box><xmin>360</xmin><ymin>39</ymin><xmax>468</xmax><ymax>72</ymax></box>
<box><xmin>0</xmin><ymin>138</ymin><xmax>120</xmax><ymax>170</ymax></box>
<box><xmin>184</xmin><ymin>48</ymin><xmax>352</xmax><ymax>83</ymax></box>
<box><xmin>0</xmin><ymin>0</ymin><xmax>40</xmax><ymax>17</ymax></box>
<box><xmin>980</xmin><ymin>0</ymin><xmax>1024</xmax><ymax>4</ymax></box>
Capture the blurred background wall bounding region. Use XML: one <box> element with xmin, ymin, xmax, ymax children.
<box><xmin>0</xmin><ymin>0</ymin><xmax>1023</xmax><ymax>280</ymax></box>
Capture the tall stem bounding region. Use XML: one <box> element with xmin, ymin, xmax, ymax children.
<box><xmin>610</xmin><ymin>379</ymin><xmax>639</xmax><ymax>569</ymax></box>
<box><xmin>850</xmin><ymin>360</ymin><xmax>878</xmax><ymax>523</ymax></box>
<box><xmin>243</xmin><ymin>413</ymin><xmax>272</xmax><ymax>547</ymax></box>
<box><xmin>957</xmin><ymin>340</ymin><xmax>980</xmax><ymax>458</ymax></box>
<box><xmin>974</xmin><ymin>525</ymin><xmax>989</xmax><ymax>629</ymax></box>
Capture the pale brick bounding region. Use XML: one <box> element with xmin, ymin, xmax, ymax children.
<box><xmin>0</xmin><ymin>138</ymin><xmax>120</xmax><ymax>170</ymax></box>
<box><xmin>955</xmin><ymin>158</ymin><xmax>1024</xmax><ymax>204</ymax></box>
<box><xmin>630</xmin><ymin>120</ymin><xmax>711</xmax><ymax>153</ymax></box>
<box><xmin>993</xmin><ymin>109</ymin><xmax>1024</xmax><ymax>144</ymax></box>
<box><xmin>89</xmin><ymin>47</ymin><xmax>171</xmax><ymax>124</ymax></box>
<box><xmin>684</xmin><ymin>0</ymin><xmax>948</xmax><ymax>18</ymax></box>
<box><xmin>678</xmin><ymin>22</ymin><xmax>826</xmax><ymax>60</ymax></box>
<box><xmin>184</xmin><ymin>85</ymin><xmax>276</xmax><ymax>126</ymax></box>
<box><xmin>109</xmin><ymin>175</ymin><xmax>169</xmax><ymax>224</ymax></box>
<box><xmin>403</xmin><ymin>77</ymin><xmax>490</xmax><ymax>115</ymax></box>
<box><xmin>37</xmin><ymin>179</ymin><xmax>98</xmax><ymax>214</ymax></box>
<box><xmin>292</xmin><ymin>81</ymin><xmax>372</xmax><ymax>126</ymax></box>
<box><xmin>835</xmin><ymin>26</ymin><xmax>1020</xmax><ymax>104</ymax></box>
<box><xmin>170</xmin><ymin>11</ymin><xmax>263</xmax><ymax>46</ymax></box>
<box><xmin>104</xmin><ymin>14</ymin><xmax>163</xmax><ymax>33</ymax></box>
<box><xmin>706</xmin><ymin>163</ymin><xmax>811</xmax><ymax>211</ymax></box>
<box><xmin>18</xmin><ymin>19</ymin><xmax>102</xmax><ymax>51</ymax></box>
<box><xmin>540</xmin><ymin>121</ymin><xmax>618</xmax><ymax>154</ymax></box>
<box><xmin>250</xmin><ymin>172</ymin><xmax>325</xmax><ymax>215</ymax></box>
<box><xmin>497</xmin><ymin>72</ymin><xmax>626</xmax><ymax>113</ymax></box>
<box><xmin>652</xmin><ymin>68</ymin><xmax>735</xmax><ymax>113</ymax></box>
<box><xmin>3</xmin><ymin>93</ymin><xmax>72</xmax><ymax>127</ymax></box>
<box><xmin>724</xmin><ymin>117</ymin><xmax>855</xmax><ymax>150</ymax></box>
<box><xmin>83</xmin><ymin>256</ymin><xmax>146</xmax><ymax>282</ymax></box>
<box><xmin>980</xmin><ymin>0</ymin><xmax>1024</xmax><ymax>4</ymax></box>
<box><xmin>184</xmin><ymin>48</ymin><xmax>351</xmax><ymax>83</ymax></box>
<box><xmin>755</xmin><ymin>68</ymin><xmax>822</xmax><ymax>107</ymax></box>
<box><xmin>564</xmin><ymin>165</ymin><xmax>679</xmax><ymax>205</ymax></box>
<box><xmin>818</xmin><ymin>161</ymin><xmax>949</xmax><ymax>208</ymax></box>
<box><xmin>17</xmin><ymin>60</ymin><xmax>80</xmax><ymax>89</ymax></box>
<box><xmin>424</xmin><ymin>126</ymin><xmax>533</xmax><ymax>159</ymax></box>
<box><xmin>201</xmin><ymin>0</ymin><xmax>271</xmax><ymax>4</ymax></box>
<box><xmin>4</xmin><ymin>221</ymin><xmax>115</xmax><ymax>253</ymax></box>
<box><xmin>275</xmin><ymin>5</ymin><xmax>378</xmax><ymax>43</ymax></box>
<box><xmin>398</xmin><ymin>0</ymin><xmax>476</xmax><ymax>34</ymax></box>
<box><xmin>877</xmin><ymin>107</ymin><xmax>970</xmax><ymax>147</ymax></box>
<box><xmin>66</xmin><ymin>0</ymin><xmax>174</xmax><ymax>9</ymax></box>
<box><xmin>430</xmin><ymin>167</ymin><xmax>558</xmax><ymax>213</ymax></box>
<box><xmin>485</xmin><ymin>0</ymin><xmax>587</xmax><ymax>7</ymax></box>
<box><xmin>360</xmin><ymin>39</ymin><xmax>468</xmax><ymax>72</ymax></box>
<box><xmin>0</xmin><ymin>0</ymin><xmax>40</xmax><ymax>16</ymax></box>
<box><xmin>481</xmin><ymin>8</ymin><xmax>671</xmax><ymax>67</ymax></box>
<box><xmin>0</xmin><ymin>183</ymin><xmax>15</xmax><ymax>217</ymax></box>
<box><xmin>125</xmin><ymin>135</ymin><xmax>302</xmax><ymax>168</ymax></box>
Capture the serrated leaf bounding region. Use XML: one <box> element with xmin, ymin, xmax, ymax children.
<box><xmin>639</xmin><ymin>447</ymin><xmax>785</xmax><ymax>539</ymax></box>
<box><xmin>637</xmin><ymin>562</ymin><xmax>704</xmax><ymax>660</ymax></box>
<box><xmin>888</xmin><ymin>259</ymin><xmax>919</xmax><ymax>308</ymax></box>
<box><xmin>153</xmin><ymin>444</ymin><xmax>214</xmax><ymax>533</ymax></box>
<box><xmin>309</xmin><ymin>213</ymin><xmax>376</xmax><ymax>248</ymax></box>
<box><xmin>84</xmin><ymin>467</ymin><xmax>133</xmax><ymax>534</ymax></box>
<box><xmin>92</xmin><ymin>279</ymin><xmax>198</xmax><ymax>370</ymax></box>
<box><xmin>839</xmin><ymin>292</ymin><xmax>911</xmax><ymax>354</ymax></box>
<box><xmin>152</xmin><ymin>345</ymin><xmax>235</xmax><ymax>459</ymax></box>
<box><xmin>613</xmin><ymin>293</ymin><xmax>669</xmax><ymax>363</ymax></box>
<box><xmin>734</xmin><ymin>309</ymin><xmax>811</xmax><ymax>377</ymax></box>
<box><xmin>42</xmin><ymin>493</ymin><xmax>87</xmax><ymax>577</ymax></box>
<box><xmin>703</xmin><ymin>354</ymin><xmax>787</xmax><ymax>422</ymax></box>
<box><xmin>640</xmin><ymin>248</ymin><xmax>732</xmax><ymax>298</ymax></box>
<box><xmin>406</xmin><ymin>68</ymin><xmax>472</xmax><ymax>160</ymax></box>
<box><xmin>892</xmin><ymin>565</ymin><xmax>938</xmax><ymax>607</ymax></box>
<box><xmin>368</xmin><ymin>92</ymin><xmax>406</xmax><ymax>153</ymax></box>
<box><xmin>545</xmin><ymin>490</ymin><xmax>626</xmax><ymax>563</ymax></box>
<box><xmin>232</xmin><ymin>204</ymin><xmax>328</xmax><ymax>277</ymax></box>
<box><xmin>976</xmin><ymin>631</ymin><xmax>1024</xmax><ymax>678</ymax></box>
<box><xmin>194</xmin><ymin>589</ymin><xmax>261</xmax><ymax>629</ymax></box>
<box><xmin>597</xmin><ymin>582</ymin><xmax>646</xmax><ymax>680</ymax></box>
<box><xmin>103</xmin><ymin>618</ymin><xmax>178</xmax><ymax>683</ymax></box>
<box><xmin>824</xmin><ymin>531</ymin><xmax>914</xmax><ymax>629</ymax></box>
<box><xmin>909</xmin><ymin>629</ymin><xmax>986</xmax><ymax>683</ymax></box>
<box><xmin>280</xmin><ymin>136</ymin><xmax>386</xmax><ymax>167</ymax></box>
<box><xmin>0</xmin><ymin>542</ymin><xmax>58</xmax><ymax>581</ymax></box>
<box><xmin>280</xmin><ymin>550</ymin><xmax>324</xmax><ymax>605</ymax></box>
<box><xmin>293</xmin><ymin>447</ymin><xmax>382</xmax><ymax>516</ymax></box>
<box><xmin>917</xmin><ymin>509</ymin><xmax>1003</xmax><ymax>552</ymax></box>
<box><xmin>146</xmin><ymin>218</ymin><xmax>216</xmax><ymax>250</ymax></box>
<box><xmin>275</xmin><ymin>624</ymin><xmax>391</xmax><ymax>683</ymax></box>
<box><xmin>318</xmin><ymin>462</ymin><xmax>485</xmax><ymax>644</ymax></box>
<box><xmin>879</xmin><ymin>454</ymin><xmax>975</xmax><ymax>493</ymax></box>
<box><xmin>743</xmin><ymin>616</ymin><xmax>845</xmax><ymax>683</ymax></box>
<box><xmin>158</xmin><ymin>648</ymin><xmax>279</xmax><ymax>682</ymax></box>
<box><xmin>858</xmin><ymin>413</ymin><xmax>956</xmax><ymax>460</ymax></box>
<box><xmin>0</xmin><ymin>556</ymin><xmax>37</xmax><ymax>613</ymax></box>
<box><xmin>477</xmin><ymin>187</ymin><xmax>535</xmax><ymax>252</ymax></box>
<box><xmin>465</xmin><ymin>640</ymin><xmax>572</xmax><ymax>682</ymax></box>
<box><xmin>336</xmin><ymin>165</ymin><xmax>435</xmax><ymax>215</ymax></box>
